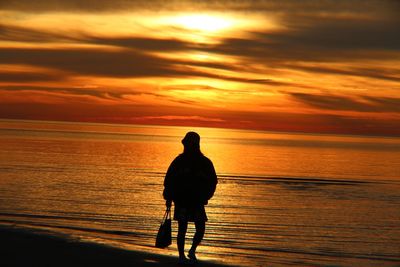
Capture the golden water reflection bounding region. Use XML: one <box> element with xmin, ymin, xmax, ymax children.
<box><xmin>0</xmin><ymin>120</ymin><xmax>399</xmax><ymax>266</ymax></box>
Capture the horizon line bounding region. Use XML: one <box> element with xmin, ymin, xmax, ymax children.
<box><xmin>1</xmin><ymin>117</ymin><xmax>399</xmax><ymax>139</ymax></box>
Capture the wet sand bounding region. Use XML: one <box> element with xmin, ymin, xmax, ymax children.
<box><xmin>1</xmin><ymin>226</ymin><xmax>228</xmax><ymax>267</ymax></box>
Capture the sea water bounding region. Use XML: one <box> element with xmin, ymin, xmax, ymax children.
<box><xmin>0</xmin><ymin>119</ymin><xmax>399</xmax><ymax>266</ymax></box>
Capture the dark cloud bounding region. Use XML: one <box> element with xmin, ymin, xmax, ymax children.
<box><xmin>290</xmin><ymin>93</ymin><xmax>373</xmax><ymax>112</ymax></box>
<box><xmin>0</xmin><ymin>85</ymin><xmax>120</xmax><ymax>99</ymax></box>
<box><xmin>272</xmin><ymin>16</ymin><xmax>400</xmax><ymax>51</ymax></box>
<box><xmin>0</xmin><ymin>47</ymin><xmax>292</xmax><ymax>86</ymax></box>
<box><xmin>191</xmin><ymin>14</ymin><xmax>400</xmax><ymax>83</ymax></box>
<box><xmin>0</xmin><ymin>24</ymin><xmax>239</xmax><ymax>73</ymax></box>
<box><xmin>0</xmin><ymin>47</ymin><xmax>193</xmax><ymax>78</ymax></box>
<box><xmin>0</xmin><ymin>85</ymin><xmax>162</xmax><ymax>101</ymax></box>
<box><xmin>0</xmin><ymin>71</ymin><xmax>64</xmax><ymax>82</ymax></box>
<box><xmin>363</xmin><ymin>96</ymin><xmax>400</xmax><ymax>112</ymax></box>
<box><xmin>0</xmin><ymin>0</ymin><xmax>138</xmax><ymax>12</ymax></box>
<box><xmin>204</xmin><ymin>16</ymin><xmax>400</xmax><ymax>65</ymax></box>
<box><xmin>290</xmin><ymin>92</ymin><xmax>400</xmax><ymax>113</ymax></box>
<box><xmin>0</xmin><ymin>0</ymin><xmax>233</xmax><ymax>13</ymax></box>
<box><xmin>97</xmin><ymin>14</ymin><xmax>400</xmax><ymax>82</ymax></box>
<box><xmin>0</xmin><ymin>24</ymin><xmax>245</xmax><ymax>77</ymax></box>
<box><xmin>84</xmin><ymin>35</ymin><xmax>194</xmax><ymax>52</ymax></box>
<box><xmin>0</xmin><ymin>0</ymin><xmax>396</xmax><ymax>14</ymax></box>
<box><xmin>0</xmin><ymin>23</ymin><xmax>193</xmax><ymax>52</ymax></box>
<box><xmin>246</xmin><ymin>78</ymin><xmax>302</xmax><ymax>87</ymax></box>
<box><xmin>201</xmin><ymin>5</ymin><xmax>396</xmax><ymax>58</ymax></box>
<box><xmin>282</xmin><ymin>65</ymin><xmax>400</xmax><ymax>83</ymax></box>
<box><xmin>0</xmin><ymin>23</ymin><xmax>76</xmax><ymax>43</ymax></box>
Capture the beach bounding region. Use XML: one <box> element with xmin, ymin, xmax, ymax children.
<box><xmin>1</xmin><ymin>226</ymin><xmax>228</xmax><ymax>267</ymax></box>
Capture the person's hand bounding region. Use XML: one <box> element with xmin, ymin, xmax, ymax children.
<box><xmin>166</xmin><ymin>200</ymin><xmax>172</xmax><ymax>208</ymax></box>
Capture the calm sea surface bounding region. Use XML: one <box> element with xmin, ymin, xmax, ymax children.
<box><xmin>0</xmin><ymin>119</ymin><xmax>399</xmax><ymax>266</ymax></box>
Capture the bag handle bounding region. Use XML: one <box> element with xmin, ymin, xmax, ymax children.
<box><xmin>161</xmin><ymin>207</ymin><xmax>171</xmax><ymax>223</ymax></box>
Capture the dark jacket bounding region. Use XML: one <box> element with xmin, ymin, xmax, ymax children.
<box><xmin>163</xmin><ymin>153</ymin><xmax>217</xmax><ymax>206</ymax></box>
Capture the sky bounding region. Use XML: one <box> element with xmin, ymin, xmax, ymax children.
<box><xmin>0</xmin><ymin>0</ymin><xmax>399</xmax><ymax>136</ymax></box>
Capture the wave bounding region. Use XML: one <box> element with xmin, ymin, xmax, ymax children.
<box><xmin>138</xmin><ymin>170</ymin><xmax>397</xmax><ymax>185</ymax></box>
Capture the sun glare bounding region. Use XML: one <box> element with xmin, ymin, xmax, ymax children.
<box><xmin>172</xmin><ymin>14</ymin><xmax>233</xmax><ymax>32</ymax></box>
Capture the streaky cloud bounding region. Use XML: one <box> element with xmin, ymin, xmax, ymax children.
<box><xmin>0</xmin><ymin>47</ymin><xmax>294</xmax><ymax>86</ymax></box>
<box><xmin>84</xmin><ymin>35</ymin><xmax>194</xmax><ymax>52</ymax></box>
<box><xmin>0</xmin><ymin>23</ymin><xmax>193</xmax><ymax>52</ymax></box>
<box><xmin>282</xmin><ymin>64</ymin><xmax>400</xmax><ymax>83</ymax></box>
<box><xmin>0</xmin><ymin>85</ymin><xmax>152</xmax><ymax>101</ymax></box>
<box><xmin>290</xmin><ymin>92</ymin><xmax>400</xmax><ymax>113</ymax></box>
<box><xmin>0</xmin><ymin>0</ymin><xmax>396</xmax><ymax>14</ymax></box>
<box><xmin>0</xmin><ymin>23</ymin><xmax>78</xmax><ymax>43</ymax></box>
<box><xmin>143</xmin><ymin>115</ymin><xmax>225</xmax><ymax>122</ymax></box>
<box><xmin>0</xmin><ymin>71</ymin><xmax>64</xmax><ymax>82</ymax></box>
<box><xmin>363</xmin><ymin>96</ymin><xmax>400</xmax><ymax>113</ymax></box>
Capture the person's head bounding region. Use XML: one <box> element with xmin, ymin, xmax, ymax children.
<box><xmin>182</xmin><ymin>131</ymin><xmax>201</xmax><ymax>154</ymax></box>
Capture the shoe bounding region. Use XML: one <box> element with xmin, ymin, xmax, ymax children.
<box><xmin>188</xmin><ymin>249</ymin><xmax>198</xmax><ymax>263</ymax></box>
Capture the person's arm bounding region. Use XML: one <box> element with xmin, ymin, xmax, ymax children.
<box><xmin>163</xmin><ymin>158</ymin><xmax>178</xmax><ymax>207</ymax></box>
<box><xmin>206</xmin><ymin>159</ymin><xmax>218</xmax><ymax>201</ymax></box>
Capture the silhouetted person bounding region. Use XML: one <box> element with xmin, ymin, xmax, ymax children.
<box><xmin>163</xmin><ymin>132</ymin><xmax>218</xmax><ymax>264</ymax></box>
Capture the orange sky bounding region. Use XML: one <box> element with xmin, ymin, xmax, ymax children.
<box><xmin>0</xmin><ymin>0</ymin><xmax>399</xmax><ymax>136</ymax></box>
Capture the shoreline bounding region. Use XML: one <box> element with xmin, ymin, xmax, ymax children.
<box><xmin>0</xmin><ymin>225</ymin><xmax>229</xmax><ymax>267</ymax></box>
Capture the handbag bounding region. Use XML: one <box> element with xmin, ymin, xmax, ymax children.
<box><xmin>155</xmin><ymin>207</ymin><xmax>172</xmax><ymax>248</ymax></box>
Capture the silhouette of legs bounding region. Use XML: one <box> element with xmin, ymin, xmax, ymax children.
<box><xmin>178</xmin><ymin>219</ymin><xmax>206</xmax><ymax>263</ymax></box>
<box><xmin>177</xmin><ymin>220</ymin><xmax>188</xmax><ymax>260</ymax></box>
<box><xmin>188</xmin><ymin>220</ymin><xmax>205</xmax><ymax>261</ymax></box>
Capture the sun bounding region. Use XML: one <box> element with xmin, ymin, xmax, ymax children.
<box><xmin>171</xmin><ymin>14</ymin><xmax>233</xmax><ymax>32</ymax></box>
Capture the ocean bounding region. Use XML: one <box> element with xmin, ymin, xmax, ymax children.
<box><xmin>0</xmin><ymin>119</ymin><xmax>399</xmax><ymax>266</ymax></box>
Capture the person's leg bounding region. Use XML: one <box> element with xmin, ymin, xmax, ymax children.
<box><xmin>177</xmin><ymin>220</ymin><xmax>188</xmax><ymax>259</ymax></box>
<box><xmin>188</xmin><ymin>220</ymin><xmax>205</xmax><ymax>260</ymax></box>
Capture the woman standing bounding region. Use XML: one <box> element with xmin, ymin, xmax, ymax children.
<box><xmin>163</xmin><ymin>132</ymin><xmax>218</xmax><ymax>264</ymax></box>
